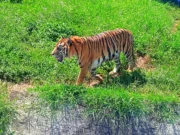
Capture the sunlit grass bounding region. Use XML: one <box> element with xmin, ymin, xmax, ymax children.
<box><xmin>0</xmin><ymin>0</ymin><xmax>180</xmax><ymax>121</ymax></box>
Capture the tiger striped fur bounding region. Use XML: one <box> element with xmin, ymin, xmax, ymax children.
<box><xmin>51</xmin><ymin>29</ymin><xmax>135</xmax><ymax>85</ymax></box>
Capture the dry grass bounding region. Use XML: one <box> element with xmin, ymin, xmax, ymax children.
<box><xmin>8</xmin><ymin>83</ymin><xmax>33</xmax><ymax>101</ymax></box>
<box><xmin>136</xmin><ymin>55</ymin><xmax>154</xmax><ymax>70</ymax></box>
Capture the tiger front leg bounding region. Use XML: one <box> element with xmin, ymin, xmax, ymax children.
<box><xmin>76</xmin><ymin>66</ymin><xmax>89</xmax><ymax>85</ymax></box>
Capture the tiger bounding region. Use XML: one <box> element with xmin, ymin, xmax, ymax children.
<box><xmin>51</xmin><ymin>29</ymin><xmax>135</xmax><ymax>85</ymax></box>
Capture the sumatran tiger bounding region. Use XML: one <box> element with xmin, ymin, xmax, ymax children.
<box><xmin>51</xmin><ymin>29</ymin><xmax>135</xmax><ymax>85</ymax></box>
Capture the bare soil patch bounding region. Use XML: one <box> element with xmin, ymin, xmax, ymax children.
<box><xmin>172</xmin><ymin>19</ymin><xmax>180</xmax><ymax>33</ymax></box>
<box><xmin>8</xmin><ymin>83</ymin><xmax>33</xmax><ymax>101</ymax></box>
<box><xmin>135</xmin><ymin>51</ymin><xmax>154</xmax><ymax>70</ymax></box>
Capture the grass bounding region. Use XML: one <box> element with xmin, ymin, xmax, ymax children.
<box><xmin>0</xmin><ymin>81</ymin><xmax>15</xmax><ymax>135</ymax></box>
<box><xmin>0</xmin><ymin>0</ymin><xmax>180</xmax><ymax>128</ymax></box>
<box><xmin>32</xmin><ymin>84</ymin><xmax>179</xmax><ymax>121</ymax></box>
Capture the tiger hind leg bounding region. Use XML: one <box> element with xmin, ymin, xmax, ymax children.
<box><xmin>127</xmin><ymin>54</ymin><xmax>135</xmax><ymax>72</ymax></box>
<box><xmin>109</xmin><ymin>53</ymin><xmax>121</xmax><ymax>76</ymax></box>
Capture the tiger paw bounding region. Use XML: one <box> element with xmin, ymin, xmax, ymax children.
<box><xmin>88</xmin><ymin>74</ymin><xmax>103</xmax><ymax>87</ymax></box>
<box><xmin>88</xmin><ymin>80</ymin><xmax>101</xmax><ymax>87</ymax></box>
<box><xmin>95</xmin><ymin>74</ymin><xmax>103</xmax><ymax>83</ymax></box>
<box><xmin>109</xmin><ymin>71</ymin><xmax>120</xmax><ymax>77</ymax></box>
<box><xmin>127</xmin><ymin>68</ymin><xmax>133</xmax><ymax>73</ymax></box>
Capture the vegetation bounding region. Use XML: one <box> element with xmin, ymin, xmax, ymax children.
<box><xmin>0</xmin><ymin>81</ymin><xmax>15</xmax><ymax>134</ymax></box>
<box><xmin>0</xmin><ymin>0</ymin><xmax>180</xmax><ymax>131</ymax></box>
<box><xmin>33</xmin><ymin>84</ymin><xmax>179</xmax><ymax>120</ymax></box>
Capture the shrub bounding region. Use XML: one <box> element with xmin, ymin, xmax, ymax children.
<box><xmin>10</xmin><ymin>0</ymin><xmax>23</xmax><ymax>3</ymax></box>
<box><xmin>44</xmin><ymin>23</ymin><xmax>77</xmax><ymax>42</ymax></box>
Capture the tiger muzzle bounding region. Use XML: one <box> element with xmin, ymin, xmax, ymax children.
<box><xmin>51</xmin><ymin>53</ymin><xmax>64</xmax><ymax>62</ymax></box>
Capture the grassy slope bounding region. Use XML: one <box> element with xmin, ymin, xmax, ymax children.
<box><xmin>0</xmin><ymin>0</ymin><xmax>180</xmax><ymax>119</ymax></box>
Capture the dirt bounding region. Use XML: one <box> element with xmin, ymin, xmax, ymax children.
<box><xmin>135</xmin><ymin>51</ymin><xmax>154</xmax><ymax>71</ymax></box>
<box><xmin>8</xmin><ymin>83</ymin><xmax>33</xmax><ymax>101</ymax></box>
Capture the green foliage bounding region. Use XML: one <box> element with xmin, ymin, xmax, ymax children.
<box><xmin>0</xmin><ymin>81</ymin><xmax>15</xmax><ymax>134</ymax></box>
<box><xmin>10</xmin><ymin>0</ymin><xmax>22</xmax><ymax>3</ymax></box>
<box><xmin>0</xmin><ymin>0</ymin><xmax>22</xmax><ymax>3</ymax></box>
<box><xmin>32</xmin><ymin>84</ymin><xmax>85</xmax><ymax>110</ymax></box>
<box><xmin>44</xmin><ymin>23</ymin><xmax>77</xmax><ymax>42</ymax></box>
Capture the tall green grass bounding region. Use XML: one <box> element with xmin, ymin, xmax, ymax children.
<box><xmin>32</xmin><ymin>84</ymin><xmax>179</xmax><ymax>121</ymax></box>
<box><xmin>0</xmin><ymin>0</ymin><xmax>180</xmax><ymax>121</ymax></box>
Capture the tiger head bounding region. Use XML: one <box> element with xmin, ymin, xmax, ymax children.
<box><xmin>51</xmin><ymin>36</ymin><xmax>82</xmax><ymax>62</ymax></box>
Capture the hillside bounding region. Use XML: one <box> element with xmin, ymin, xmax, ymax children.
<box><xmin>0</xmin><ymin>0</ymin><xmax>180</xmax><ymax>134</ymax></box>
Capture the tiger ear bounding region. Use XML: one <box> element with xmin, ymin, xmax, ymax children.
<box><xmin>67</xmin><ymin>38</ymin><xmax>72</xmax><ymax>46</ymax></box>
